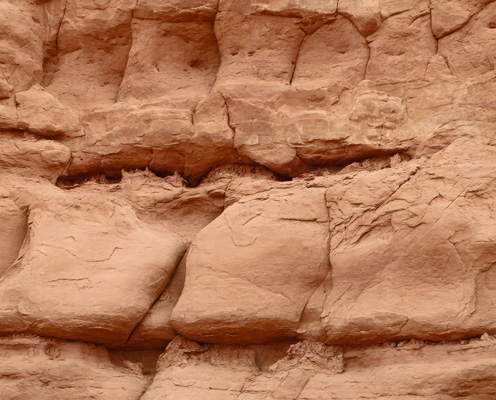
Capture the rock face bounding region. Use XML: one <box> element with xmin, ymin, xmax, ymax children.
<box><xmin>0</xmin><ymin>335</ymin><xmax>148</xmax><ymax>400</ymax></box>
<box><xmin>0</xmin><ymin>0</ymin><xmax>496</xmax><ymax>398</ymax></box>
<box><xmin>172</xmin><ymin>187</ymin><xmax>330</xmax><ymax>344</ymax></box>
<box><xmin>323</xmin><ymin>140</ymin><xmax>496</xmax><ymax>345</ymax></box>
<box><xmin>0</xmin><ymin>190</ymin><xmax>186</xmax><ymax>347</ymax></box>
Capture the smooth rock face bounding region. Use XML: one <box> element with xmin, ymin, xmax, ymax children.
<box><xmin>0</xmin><ymin>192</ymin><xmax>186</xmax><ymax>347</ymax></box>
<box><xmin>0</xmin><ymin>0</ymin><xmax>496</xmax><ymax>398</ymax></box>
<box><xmin>172</xmin><ymin>187</ymin><xmax>330</xmax><ymax>344</ymax></box>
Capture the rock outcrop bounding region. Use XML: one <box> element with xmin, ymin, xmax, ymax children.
<box><xmin>1</xmin><ymin>0</ymin><xmax>496</xmax><ymax>398</ymax></box>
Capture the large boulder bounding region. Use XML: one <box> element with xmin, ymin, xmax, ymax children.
<box><xmin>323</xmin><ymin>140</ymin><xmax>496</xmax><ymax>344</ymax></box>
<box><xmin>0</xmin><ymin>192</ymin><xmax>186</xmax><ymax>347</ymax></box>
<box><xmin>172</xmin><ymin>186</ymin><xmax>330</xmax><ymax>343</ymax></box>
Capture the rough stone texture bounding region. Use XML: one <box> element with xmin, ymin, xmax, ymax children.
<box><xmin>0</xmin><ymin>0</ymin><xmax>496</xmax><ymax>398</ymax></box>
<box><xmin>0</xmin><ymin>134</ymin><xmax>71</xmax><ymax>182</ymax></box>
<box><xmin>323</xmin><ymin>140</ymin><xmax>496</xmax><ymax>345</ymax></box>
<box><xmin>0</xmin><ymin>1</ymin><xmax>44</xmax><ymax>93</ymax></box>
<box><xmin>15</xmin><ymin>85</ymin><xmax>81</xmax><ymax>137</ymax></box>
<box><xmin>438</xmin><ymin>2</ymin><xmax>496</xmax><ymax>79</ymax></box>
<box><xmin>0</xmin><ymin>335</ymin><xmax>148</xmax><ymax>400</ymax></box>
<box><xmin>141</xmin><ymin>335</ymin><xmax>260</xmax><ymax>400</ymax></box>
<box><xmin>0</xmin><ymin>196</ymin><xmax>26</xmax><ymax>277</ymax></box>
<box><xmin>140</xmin><ymin>335</ymin><xmax>496</xmax><ymax>400</ymax></box>
<box><xmin>0</xmin><ymin>0</ymin><xmax>487</xmax><ymax>182</ymax></box>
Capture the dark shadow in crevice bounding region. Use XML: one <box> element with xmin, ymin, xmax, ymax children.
<box><xmin>56</xmin><ymin>150</ymin><xmax>411</xmax><ymax>191</ymax></box>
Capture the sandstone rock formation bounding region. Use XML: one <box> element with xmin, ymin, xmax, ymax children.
<box><xmin>1</xmin><ymin>0</ymin><xmax>496</xmax><ymax>398</ymax></box>
<box><xmin>0</xmin><ymin>335</ymin><xmax>148</xmax><ymax>400</ymax></box>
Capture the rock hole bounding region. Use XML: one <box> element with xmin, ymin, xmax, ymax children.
<box><xmin>249</xmin><ymin>341</ymin><xmax>296</xmax><ymax>372</ymax></box>
<box><xmin>110</xmin><ymin>348</ymin><xmax>164</xmax><ymax>375</ymax></box>
<box><xmin>188</xmin><ymin>59</ymin><xmax>202</xmax><ymax>68</ymax></box>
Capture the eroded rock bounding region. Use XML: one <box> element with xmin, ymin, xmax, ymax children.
<box><xmin>323</xmin><ymin>140</ymin><xmax>496</xmax><ymax>344</ymax></box>
<box><xmin>0</xmin><ymin>0</ymin><xmax>495</xmax><ymax>397</ymax></box>
<box><xmin>0</xmin><ymin>135</ymin><xmax>71</xmax><ymax>182</ymax></box>
<box><xmin>0</xmin><ymin>192</ymin><xmax>186</xmax><ymax>346</ymax></box>
<box><xmin>0</xmin><ymin>335</ymin><xmax>148</xmax><ymax>400</ymax></box>
<box><xmin>172</xmin><ymin>187</ymin><xmax>330</xmax><ymax>343</ymax></box>
<box><xmin>15</xmin><ymin>85</ymin><xmax>81</xmax><ymax>137</ymax></box>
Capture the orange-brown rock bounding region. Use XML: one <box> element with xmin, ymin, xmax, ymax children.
<box><xmin>172</xmin><ymin>186</ymin><xmax>330</xmax><ymax>344</ymax></box>
<box><xmin>0</xmin><ymin>134</ymin><xmax>71</xmax><ymax>182</ymax></box>
<box><xmin>323</xmin><ymin>140</ymin><xmax>496</xmax><ymax>344</ymax></box>
<box><xmin>0</xmin><ymin>335</ymin><xmax>148</xmax><ymax>400</ymax></box>
<box><xmin>139</xmin><ymin>335</ymin><xmax>496</xmax><ymax>400</ymax></box>
<box><xmin>0</xmin><ymin>188</ymin><xmax>186</xmax><ymax>347</ymax></box>
<box><xmin>0</xmin><ymin>0</ymin><xmax>496</xmax><ymax>398</ymax></box>
<box><xmin>0</xmin><ymin>196</ymin><xmax>26</xmax><ymax>277</ymax></box>
<box><xmin>15</xmin><ymin>85</ymin><xmax>81</xmax><ymax>137</ymax></box>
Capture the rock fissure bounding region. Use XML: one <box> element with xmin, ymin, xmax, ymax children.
<box><xmin>114</xmin><ymin>0</ymin><xmax>139</xmax><ymax>103</ymax></box>
<box><xmin>124</xmin><ymin>249</ymin><xmax>188</xmax><ymax>348</ymax></box>
<box><xmin>289</xmin><ymin>28</ymin><xmax>307</xmax><ymax>85</ymax></box>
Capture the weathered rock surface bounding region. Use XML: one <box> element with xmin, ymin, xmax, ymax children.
<box><xmin>0</xmin><ymin>0</ymin><xmax>490</xmax><ymax>182</ymax></box>
<box><xmin>15</xmin><ymin>85</ymin><xmax>81</xmax><ymax>137</ymax></box>
<box><xmin>0</xmin><ymin>0</ymin><xmax>496</xmax><ymax>398</ymax></box>
<box><xmin>0</xmin><ymin>134</ymin><xmax>71</xmax><ymax>182</ymax></box>
<box><xmin>0</xmin><ymin>188</ymin><xmax>186</xmax><ymax>347</ymax></box>
<box><xmin>0</xmin><ymin>335</ymin><xmax>148</xmax><ymax>400</ymax></box>
<box><xmin>172</xmin><ymin>187</ymin><xmax>330</xmax><ymax>344</ymax></box>
<box><xmin>141</xmin><ymin>335</ymin><xmax>260</xmax><ymax>400</ymax></box>
<box><xmin>323</xmin><ymin>140</ymin><xmax>496</xmax><ymax>344</ymax></box>
<box><xmin>0</xmin><ymin>196</ymin><xmax>26</xmax><ymax>277</ymax></box>
<box><xmin>140</xmin><ymin>335</ymin><xmax>496</xmax><ymax>400</ymax></box>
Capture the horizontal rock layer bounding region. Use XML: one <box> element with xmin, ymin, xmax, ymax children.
<box><xmin>1</xmin><ymin>0</ymin><xmax>495</xmax><ymax>182</ymax></box>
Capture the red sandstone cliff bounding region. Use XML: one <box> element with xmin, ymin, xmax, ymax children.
<box><xmin>1</xmin><ymin>0</ymin><xmax>496</xmax><ymax>398</ymax></box>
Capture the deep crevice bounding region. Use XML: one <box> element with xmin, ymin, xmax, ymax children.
<box><xmin>338</xmin><ymin>12</ymin><xmax>370</xmax><ymax>83</ymax></box>
<box><xmin>56</xmin><ymin>150</ymin><xmax>412</xmax><ymax>190</ymax></box>
<box><xmin>122</xmin><ymin>249</ymin><xmax>189</xmax><ymax>348</ymax></box>
<box><xmin>428</xmin><ymin>0</ymin><xmax>439</xmax><ymax>54</ymax></box>
<box><xmin>41</xmin><ymin>0</ymin><xmax>68</xmax><ymax>86</ymax></box>
<box><xmin>207</xmin><ymin>6</ymin><xmax>222</xmax><ymax>95</ymax></box>
<box><xmin>114</xmin><ymin>0</ymin><xmax>138</xmax><ymax>102</ymax></box>
<box><xmin>289</xmin><ymin>28</ymin><xmax>306</xmax><ymax>85</ymax></box>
